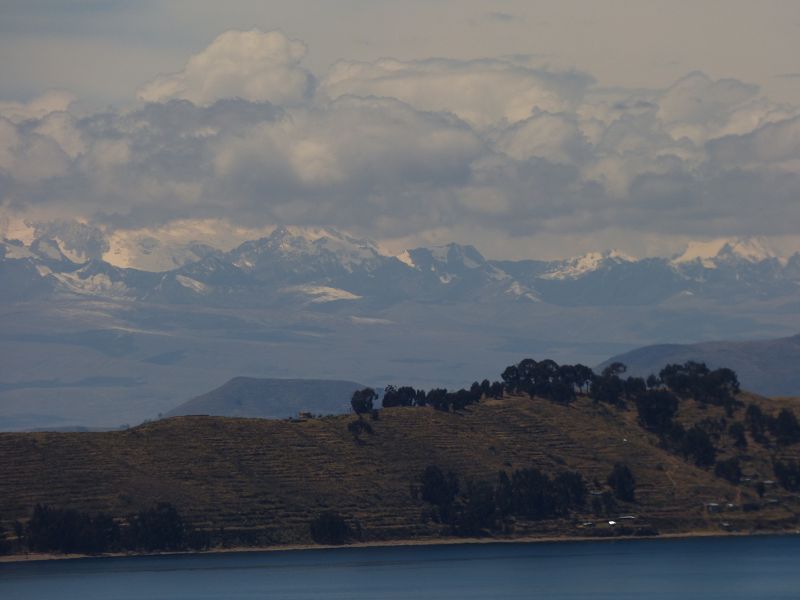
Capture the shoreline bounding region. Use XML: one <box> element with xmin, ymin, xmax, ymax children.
<box><xmin>2</xmin><ymin>528</ymin><xmax>797</xmax><ymax>565</ymax></box>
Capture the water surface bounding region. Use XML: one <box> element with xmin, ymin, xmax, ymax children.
<box><xmin>1</xmin><ymin>535</ymin><xmax>798</xmax><ymax>599</ymax></box>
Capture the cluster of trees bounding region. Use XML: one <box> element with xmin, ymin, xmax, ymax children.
<box><xmin>351</xmin><ymin>382</ymin><xmax>503</xmax><ymax>415</ymax></box>
<box><xmin>658</xmin><ymin>362</ymin><xmax>740</xmax><ymax>410</ymax></box>
<box><xmin>773</xmin><ymin>460</ymin><xmax>800</xmax><ymax>492</ymax></box>
<box><xmin>25</xmin><ymin>504</ymin><xmax>119</xmax><ymax>554</ymax></box>
<box><xmin>10</xmin><ymin>502</ymin><xmax>207</xmax><ymax>555</ymax></box>
<box><xmin>714</xmin><ymin>457</ymin><xmax>742</xmax><ymax>485</ymax></box>
<box><xmin>745</xmin><ymin>405</ymin><xmax>800</xmax><ymax>446</ymax></box>
<box><xmin>501</xmin><ymin>359</ymin><xmax>594</xmax><ymax>404</ymax></box>
<box><xmin>357</xmin><ymin>358</ymin><xmax>745</xmax><ymax>417</ymax></box>
<box><xmin>417</xmin><ymin>465</ymin><xmax>588</xmax><ymax>536</ymax></box>
<box><xmin>594</xmin><ymin>361</ymin><xmax>739</xmax><ymax>410</ymax></box>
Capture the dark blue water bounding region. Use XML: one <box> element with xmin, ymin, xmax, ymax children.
<box><xmin>1</xmin><ymin>535</ymin><xmax>799</xmax><ymax>599</ymax></box>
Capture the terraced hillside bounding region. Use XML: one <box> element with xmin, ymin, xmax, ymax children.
<box><xmin>1</xmin><ymin>393</ymin><xmax>799</xmax><ymax>550</ymax></box>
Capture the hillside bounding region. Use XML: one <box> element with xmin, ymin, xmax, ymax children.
<box><xmin>1</xmin><ymin>391</ymin><xmax>799</xmax><ymax>554</ymax></box>
<box><xmin>164</xmin><ymin>377</ymin><xmax>364</xmax><ymax>419</ymax></box>
<box><xmin>600</xmin><ymin>334</ymin><xmax>800</xmax><ymax>397</ymax></box>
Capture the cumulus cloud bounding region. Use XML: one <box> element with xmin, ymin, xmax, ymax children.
<box><xmin>212</xmin><ymin>96</ymin><xmax>481</xmax><ymax>191</ymax></box>
<box><xmin>321</xmin><ymin>57</ymin><xmax>592</xmax><ymax>129</ymax></box>
<box><xmin>707</xmin><ymin>115</ymin><xmax>800</xmax><ymax>171</ymax></box>
<box><xmin>494</xmin><ymin>111</ymin><xmax>590</xmax><ymax>164</ymax></box>
<box><xmin>2</xmin><ymin>29</ymin><xmax>800</xmax><ymax>259</ymax></box>
<box><xmin>0</xmin><ymin>90</ymin><xmax>76</xmax><ymax>123</ymax></box>
<box><xmin>137</xmin><ymin>29</ymin><xmax>314</xmax><ymax>106</ymax></box>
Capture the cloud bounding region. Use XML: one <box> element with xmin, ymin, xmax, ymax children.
<box><xmin>33</xmin><ymin>219</ymin><xmax>109</xmax><ymax>260</ymax></box>
<box><xmin>0</xmin><ymin>90</ymin><xmax>76</xmax><ymax>123</ymax></box>
<box><xmin>321</xmin><ymin>57</ymin><xmax>593</xmax><ymax>129</ymax></box>
<box><xmin>2</xmin><ymin>29</ymin><xmax>800</xmax><ymax>260</ymax></box>
<box><xmin>212</xmin><ymin>96</ymin><xmax>481</xmax><ymax>190</ymax></box>
<box><xmin>707</xmin><ymin>115</ymin><xmax>800</xmax><ymax>171</ymax></box>
<box><xmin>137</xmin><ymin>29</ymin><xmax>314</xmax><ymax>106</ymax></box>
<box><xmin>485</xmin><ymin>12</ymin><xmax>518</xmax><ymax>23</ymax></box>
<box><xmin>494</xmin><ymin>111</ymin><xmax>590</xmax><ymax>164</ymax></box>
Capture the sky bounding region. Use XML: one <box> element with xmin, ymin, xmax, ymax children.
<box><xmin>1</xmin><ymin>0</ymin><xmax>799</xmax><ymax>261</ymax></box>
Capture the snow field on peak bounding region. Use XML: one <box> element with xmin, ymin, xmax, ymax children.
<box><xmin>672</xmin><ymin>237</ymin><xmax>776</xmax><ymax>268</ymax></box>
<box><xmin>540</xmin><ymin>250</ymin><xmax>635</xmax><ymax>280</ymax></box>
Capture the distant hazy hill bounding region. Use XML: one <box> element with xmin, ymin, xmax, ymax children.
<box><xmin>4</xmin><ymin>227</ymin><xmax>800</xmax><ymax>430</ymax></box>
<box><xmin>165</xmin><ymin>377</ymin><xmax>364</xmax><ymax>419</ymax></box>
<box><xmin>600</xmin><ymin>334</ymin><xmax>800</xmax><ymax>397</ymax></box>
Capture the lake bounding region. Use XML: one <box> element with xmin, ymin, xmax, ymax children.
<box><xmin>1</xmin><ymin>535</ymin><xmax>799</xmax><ymax>599</ymax></box>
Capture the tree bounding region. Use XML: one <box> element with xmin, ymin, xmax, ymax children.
<box><xmin>553</xmin><ymin>471</ymin><xmax>587</xmax><ymax>508</ymax></box>
<box><xmin>427</xmin><ymin>388</ymin><xmax>450</xmax><ymax>412</ymax></box>
<box><xmin>26</xmin><ymin>504</ymin><xmax>120</xmax><ymax>554</ymax></box>
<box><xmin>310</xmin><ymin>511</ymin><xmax>350</xmax><ymax>545</ymax></box>
<box><xmin>0</xmin><ymin>520</ymin><xmax>8</xmax><ymax>555</ymax></box>
<box><xmin>382</xmin><ymin>385</ymin><xmax>418</xmax><ymax>408</ymax></box>
<box><xmin>351</xmin><ymin>388</ymin><xmax>377</xmax><ymax>415</ymax></box>
<box><xmin>590</xmin><ymin>368</ymin><xmax>626</xmax><ymax>406</ymax></box>
<box><xmin>624</xmin><ymin>377</ymin><xmax>647</xmax><ymax>400</ymax></box>
<box><xmin>573</xmin><ymin>364</ymin><xmax>595</xmax><ymax>395</ymax></box>
<box><xmin>125</xmin><ymin>503</ymin><xmax>185</xmax><ymax>551</ymax></box>
<box><xmin>607</xmin><ymin>463</ymin><xmax>636</xmax><ymax>502</ymax></box>
<box><xmin>501</xmin><ymin>365</ymin><xmax>520</xmax><ymax>391</ymax></box>
<box><xmin>602</xmin><ymin>362</ymin><xmax>627</xmax><ymax>378</ymax></box>
<box><xmin>681</xmin><ymin>426</ymin><xmax>717</xmax><ymax>467</ymax></box>
<box><xmin>659</xmin><ymin>361</ymin><xmax>710</xmax><ymax>399</ymax></box>
<box><xmin>635</xmin><ymin>389</ymin><xmax>679</xmax><ymax>434</ymax></box>
<box><xmin>451</xmin><ymin>480</ymin><xmax>497</xmax><ymax>536</ymax></box>
<box><xmin>773</xmin><ymin>460</ymin><xmax>800</xmax><ymax>492</ymax></box>
<box><xmin>714</xmin><ymin>457</ymin><xmax>742</xmax><ymax>485</ymax></box>
<box><xmin>773</xmin><ymin>409</ymin><xmax>800</xmax><ymax>445</ymax></box>
<box><xmin>347</xmin><ymin>418</ymin><xmax>373</xmax><ymax>442</ymax></box>
<box><xmin>420</xmin><ymin>466</ymin><xmax>459</xmax><ymax>509</ymax></box>
<box><xmin>745</xmin><ymin>404</ymin><xmax>768</xmax><ymax>444</ymax></box>
<box><xmin>729</xmin><ymin>422</ymin><xmax>748</xmax><ymax>449</ymax></box>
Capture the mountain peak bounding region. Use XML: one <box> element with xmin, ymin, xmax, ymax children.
<box><xmin>232</xmin><ymin>225</ymin><xmax>384</xmax><ymax>273</ymax></box>
<box><xmin>672</xmin><ymin>237</ymin><xmax>776</xmax><ymax>268</ymax></box>
<box><xmin>540</xmin><ymin>249</ymin><xmax>635</xmax><ymax>280</ymax></box>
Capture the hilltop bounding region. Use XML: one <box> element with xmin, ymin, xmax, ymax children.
<box><xmin>1</xmin><ymin>385</ymin><xmax>799</xmax><ymax>556</ymax></box>
<box><xmin>165</xmin><ymin>377</ymin><xmax>364</xmax><ymax>419</ymax></box>
<box><xmin>600</xmin><ymin>334</ymin><xmax>800</xmax><ymax>397</ymax></box>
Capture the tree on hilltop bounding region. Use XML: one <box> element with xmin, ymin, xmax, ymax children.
<box><xmin>351</xmin><ymin>388</ymin><xmax>377</xmax><ymax>415</ymax></box>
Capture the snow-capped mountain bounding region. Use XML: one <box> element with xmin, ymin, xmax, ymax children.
<box><xmin>402</xmin><ymin>242</ymin><xmax>540</xmax><ymax>302</ymax></box>
<box><xmin>1</xmin><ymin>230</ymin><xmax>799</xmax><ymax>308</ymax></box>
<box><xmin>671</xmin><ymin>237</ymin><xmax>777</xmax><ymax>268</ymax></box>
<box><xmin>539</xmin><ymin>250</ymin><xmax>636</xmax><ymax>281</ymax></box>
<box><xmin>230</xmin><ymin>226</ymin><xmax>387</xmax><ymax>277</ymax></box>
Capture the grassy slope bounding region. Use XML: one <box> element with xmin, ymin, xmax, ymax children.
<box><xmin>1</xmin><ymin>393</ymin><xmax>798</xmax><ymax>547</ymax></box>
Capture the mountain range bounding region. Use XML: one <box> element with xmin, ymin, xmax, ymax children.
<box><xmin>3</xmin><ymin>226</ymin><xmax>799</xmax><ymax>308</ymax></box>
<box><xmin>1</xmin><ymin>225</ymin><xmax>799</xmax><ymax>430</ymax></box>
